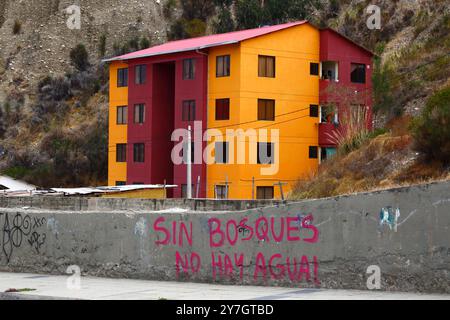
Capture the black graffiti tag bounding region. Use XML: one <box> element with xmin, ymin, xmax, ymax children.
<box><xmin>0</xmin><ymin>213</ymin><xmax>46</xmax><ymax>263</ymax></box>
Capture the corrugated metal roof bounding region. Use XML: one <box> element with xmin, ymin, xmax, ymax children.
<box><xmin>0</xmin><ymin>175</ymin><xmax>36</xmax><ymax>191</ymax></box>
<box><xmin>104</xmin><ymin>21</ymin><xmax>308</xmax><ymax>62</ymax></box>
<box><xmin>51</xmin><ymin>185</ymin><xmax>177</xmax><ymax>195</ymax></box>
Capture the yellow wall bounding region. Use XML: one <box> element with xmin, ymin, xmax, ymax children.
<box><xmin>108</xmin><ymin>61</ymin><xmax>128</xmax><ymax>186</ymax></box>
<box><xmin>101</xmin><ymin>188</ymin><xmax>166</xmax><ymax>199</ymax></box>
<box><xmin>207</xmin><ymin>24</ymin><xmax>320</xmax><ymax>199</ymax></box>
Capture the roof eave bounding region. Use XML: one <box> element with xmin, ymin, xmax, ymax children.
<box><xmin>102</xmin><ymin>40</ymin><xmax>240</xmax><ymax>63</ymax></box>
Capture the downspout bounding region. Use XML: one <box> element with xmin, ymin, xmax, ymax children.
<box><xmin>196</xmin><ymin>49</ymin><xmax>209</xmax><ymax>199</ymax></box>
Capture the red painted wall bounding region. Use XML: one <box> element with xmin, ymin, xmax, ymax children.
<box><xmin>126</xmin><ymin>52</ymin><xmax>207</xmax><ymax>198</ymax></box>
<box><xmin>319</xmin><ymin>29</ymin><xmax>373</xmax><ymax>147</ymax></box>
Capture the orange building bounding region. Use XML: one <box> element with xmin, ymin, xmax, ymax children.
<box><xmin>105</xmin><ymin>21</ymin><xmax>373</xmax><ymax>200</ymax></box>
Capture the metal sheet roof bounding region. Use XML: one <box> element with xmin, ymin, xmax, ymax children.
<box><xmin>104</xmin><ymin>21</ymin><xmax>307</xmax><ymax>62</ymax></box>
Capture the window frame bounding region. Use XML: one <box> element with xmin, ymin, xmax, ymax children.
<box><xmin>182</xmin><ymin>100</ymin><xmax>196</xmax><ymax>121</ymax></box>
<box><xmin>309</xmin><ymin>146</ymin><xmax>318</xmax><ymax>159</ymax></box>
<box><xmin>182</xmin><ymin>142</ymin><xmax>195</xmax><ymax>164</ymax></box>
<box><xmin>258</xmin><ymin>99</ymin><xmax>275</xmax><ymax>121</ymax></box>
<box><xmin>135</xmin><ymin>64</ymin><xmax>147</xmax><ymax>85</ymax></box>
<box><xmin>214</xmin><ymin>141</ymin><xmax>229</xmax><ymax>164</ymax></box>
<box><xmin>182</xmin><ymin>58</ymin><xmax>196</xmax><ymax>80</ymax></box>
<box><xmin>116</xmin><ymin>143</ymin><xmax>127</xmax><ymax>162</ymax></box>
<box><xmin>350</xmin><ymin>63</ymin><xmax>366</xmax><ymax>84</ymax></box>
<box><xmin>117</xmin><ymin>68</ymin><xmax>128</xmax><ymax>87</ymax></box>
<box><xmin>116</xmin><ymin>106</ymin><xmax>128</xmax><ymax>125</ymax></box>
<box><xmin>258</xmin><ymin>55</ymin><xmax>276</xmax><ymax>78</ymax></box>
<box><xmin>215</xmin><ymin>98</ymin><xmax>230</xmax><ymax>121</ymax></box>
<box><xmin>310</xmin><ymin>62</ymin><xmax>319</xmax><ymax>76</ymax></box>
<box><xmin>134</xmin><ymin>104</ymin><xmax>145</xmax><ymax>124</ymax></box>
<box><xmin>215</xmin><ymin>185</ymin><xmax>228</xmax><ymax>199</ymax></box>
<box><xmin>256</xmin><ymin>186</ymin><xmax>274</xmax><ymax>200</ymax></box>
<box><xmin>309</xmin><ymin>104</ymin><xmax>319</xmax><ymax>118</ymax></box>
<box><xmin>133</xmin><ymin>143</ymin><xmax>145</xmax><ymax>163</ymax></box>
<box><xmin>257</xmin><ymin>142</ymin><xmax>274</xmax><ymax>164</ymax></box>
<box><xmin>216</xmin><ymin>55</ymin><xmax>231</xmax><ymax>77</ymax></box>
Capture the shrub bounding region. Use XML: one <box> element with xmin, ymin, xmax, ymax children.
<box><xmin>411</xmin><ymin>86</ymin><xmax>450</xmax><ymax>165</ymax></box>
<box><xmin>70</xmin><ymin>44</ymin><xmax>90</xmax><ymax>71</ymax></box>
<box><xmin>12</xmin><ymin>20</ymin><xmax>21</xmax><ymax>34</ymax></box>
<box><xmin>140</xmin><ymin>37</ymin><xmax>151</xmax><ymax>49</ymax></box>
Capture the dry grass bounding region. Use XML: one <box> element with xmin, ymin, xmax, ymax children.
<box><xmin>289</xmin><ymin>120</ymin><xmax>449</xmax><ymax>200</ymax></box>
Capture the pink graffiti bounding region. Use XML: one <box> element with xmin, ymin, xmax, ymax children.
<box><xmin>209</xmin><ymin>215</ymin><xmax>319</xmax><ymax>248</ymax></box>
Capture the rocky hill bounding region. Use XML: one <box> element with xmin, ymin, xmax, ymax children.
<box><xmin>0</xmin><ymin>0</ymin><xmax>448</xmax><ymax>188</ymax></box>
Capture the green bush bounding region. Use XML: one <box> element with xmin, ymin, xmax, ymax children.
<box><xmin>411</xmin><ymin>86</ymin><xmax>450</xmax><ymax>165</ymax></box>
<box><xmin>70</xmin><ymin>44</ymin><xmax>90</xmax><ymax>71</ymax></box>
<box><xmin>3</xmin><ymin>166</ymin><xmax>30</xmax><ymax>179</ymax></box>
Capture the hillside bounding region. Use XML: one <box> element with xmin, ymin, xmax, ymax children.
<box><xmin>0</xmin><ymin>0</ymin><xmax>449</xmax><ymax>189</ymax></box>
<box><xmin>290</xmin><ymin>116</ymin><xmax>450</xmax><ymax>200</ymax></box>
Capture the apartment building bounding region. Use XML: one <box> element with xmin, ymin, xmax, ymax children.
<box><xmin>105</xmin><ymin>21</ymin><xmax>373</xmax><ymax>200</ymax></box>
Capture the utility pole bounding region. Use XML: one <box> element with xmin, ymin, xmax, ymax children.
<box><xmin>186</xmin><ymin>125</ymin><xmax>192</xmax><ymax>199</ymax></box>
<box><xmin>225</xmin><ymin>175</ymin><xmax>229</xmax><ymax>200</ymax></box>
<box><xmin>196</xmin><ymin>175</ymin><xmax>200</xmax><ymax>199</ymax></box>
<box><xmin>252</xmin><ymin>176</ymin><xmax>255</xmax><ymax>200</ymax></box>
<box><xmin>274</xmin><ymin>181</ymin><xmax>288</xmax><ymax>201</ymax></box>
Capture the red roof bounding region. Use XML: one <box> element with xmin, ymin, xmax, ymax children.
<box><xmin>105</xmin><ymin>21</ymin><xmax>308</xmax><ymax>62</ymax></box>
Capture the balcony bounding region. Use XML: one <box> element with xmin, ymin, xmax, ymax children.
<box><xmin>319</xmin><ymin>105</ymin><xmax>340</xmax><ymax>147</ymax></box>
<box><xmin>319</xmin><ymin>122</ymin><xmax>339</xmax><ymax>147</ymax></box>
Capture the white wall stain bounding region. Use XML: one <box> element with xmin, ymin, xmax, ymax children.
<box><xmin>46</xmin><ymin>217</ymin><xmax>59</xmax><ymax>236</ymax></box>
<box><xmin>432</xmin><ymin>199</ymin><xmax>450</xmax><ymax>207</ymax></box>
<box><xmin>134</xmin><ymin>217</ymin><xmax>147</xmax><ymax>237</ymax></box>
<box><xmin>397</xmin><ymin>209</ymin><xmax>418</xmax><ymax>228</ymax></box>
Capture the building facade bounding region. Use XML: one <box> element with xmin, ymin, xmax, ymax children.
<box><xmin>106</xmin><ymin>21</ymin><xmax>373</xmax><ymax>200</ymax></box>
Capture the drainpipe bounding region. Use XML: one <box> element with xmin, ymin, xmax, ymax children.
<box><xmin>196</xmin><ymin>49</ymin><xmax>209</xmax><ymax>199</ymax></box>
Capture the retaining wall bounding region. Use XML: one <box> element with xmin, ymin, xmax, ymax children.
<box><xmin>0</xmin><ymin>182</ymin><xmax>449</xmax><ymax>293</ymax></box>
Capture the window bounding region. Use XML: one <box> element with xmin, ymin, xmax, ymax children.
<box><xmin>115</xmin><ymin>181</ymin><xmax>126</xmax><ymax>186</ymax></box>
<box><xmin>310</xmin><ymin>105</ymin><xmax>319</xmax><ymax>118</ymax></box>
<box><xmin>309</xmin><ymin>146</ymin><xmax>318</xmax><ymax>159</ymax></box>
<box><xmin>257</xmin><ymin>186</ymin><xmax>274</xmax><ymax>200</ymax></box>
<box><xmin>133</xmin><ymin>143</ymin><xmax>145</xmax><ymax>162</ymax></box>
<box><xmin>116</xmin><ymin>106</ymin><xmax>127</xmax><ymax>124</ymax></box>
<box><xmin>258</xmin><ymin>99</ymin><xmax>275</xmax><ymax>121</ymax></box>
<box><xmin>116</xmin><ymin>144</ymin><xmax>127</xmax><ymax>162</ymax></box>
<box><xmin>257</xmin><ymin>142</ymin><xmax>274</xmax><ymax>164</ymax></box>
<box><xmin>215</xmin><ymin>98</ymin><xmax>230</xmax><ymax>120</ymax></box>
<box><xmin>117</xmin><ymin>68</ymin><xmax>128</xmax><ymax>87</ymax></box>
<box><xmin>182</xmin><ymin>100</ymin><xmax>196</xmax><ymax>121</ymax></box>
<box><xmin>215</xmin><ymin>185</ymin><xmax>228</xmax><ymax>199</ymax></box>
<box><xmin>181</xmin><ymin>184</ymin><xmax>195</xmax><ymax>198</ymax></box>
<box><xmin>182</xmin><ymin>142</ymin><xmax>195</xmax><ymax>164</ymax></box>
<box><xmin>321</xmin><ymin>147</ymin><xmax>337</xmax><ymax>161</ymax></box>
<box><xmin>216</xmin><ymin>55</ymin><xmax>230</xmax><ymax>77</ymax></box>
<box><xmin>183</xmin><ymin>59</ymin><xmax>196</xmax><ymax>80</ymax></box>
<box><xmin>310</xmin><ymin>63</ymin><xmax>319</xmax><ymax>76</ymax></box>
<box><xmin>134</xmin><ymin>104</ymin><xmax>145</xmax><ymax>124</ymax></box>
<box><xmin>215</xmin><ymin>142</ymin><xmax>229</xmax><ymax>164</ymax></box>
<box><xmin>135</xmin><ymin>65</ymin><xmax>147</xmax><ymax>84</ymax></box>
<box><xmin>320</xmin><ymin>105</ymin><xmax>338</xmax><ymax>124</ymax></box>
<box><xmin>133</xmin><ymin>182</ymin><xmax>145</xmax><ymax>185</ymax></box>
<box><xmin>351</xmin><ymin>63</ymin><xmax>366</xmax><ymax>83</ymax></box>
<box><xmin>258</xmin><ymin>55</ymin><xmax>275</xmax><ymax>78</ymax></box>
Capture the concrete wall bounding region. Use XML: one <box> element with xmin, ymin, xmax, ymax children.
<box><xmin>0</xmin><ymin>181</ymin><xmax>449</xmax><ymax>293</ymax></box>
<box><xmin>0</xmin><ymin>196</ymin><xmax>282</xmax><ymax>212</ymax></box>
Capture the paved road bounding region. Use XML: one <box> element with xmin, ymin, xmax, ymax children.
<box><xmin>0</xmin><ymin>272</ymin><xmax>448</xmax><ymax>300</ymax></box>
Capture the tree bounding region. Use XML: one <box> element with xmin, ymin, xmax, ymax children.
<box><xmin>70</xmin><ymin>44</ymin><xmax>90</xmax><ymax>71</ymax></box>
<box><xmin>411</xmin><ymin>86</ymin><xmax>450</xmax><ymax>165</ymax></box>
<box><xmin>214</xmin><ymin>5</ymin><xmax>235</xmax><ymax>33</ymax></box>
<box><xmin>235</xmin><ymin>0</ymin><xmax>263</xmax><ymax>30</ymax></box>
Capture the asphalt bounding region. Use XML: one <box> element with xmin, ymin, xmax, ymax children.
<box><xmin>0</xmin><ymin>272</ymin><xmax>448</xmax><ymax>300</ymax></box>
